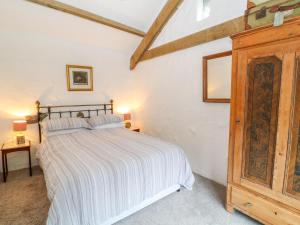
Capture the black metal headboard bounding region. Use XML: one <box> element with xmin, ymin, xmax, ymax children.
<box><xmin>36</xmin><ymin>100</ymin><xmax>114</xmax><ymax>143</ymax></box>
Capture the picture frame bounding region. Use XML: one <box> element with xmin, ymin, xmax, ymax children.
<box><xmin>202</xmin><ymin>51</ymin><xmax>232</xmax><ymax>103</ymax></box>
<box><xmin>66</xmin><ymin>65</ymin><xmax>93</xmax><ymax>91</ymax></box>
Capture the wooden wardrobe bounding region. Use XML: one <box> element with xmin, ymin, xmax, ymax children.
<box><xmin>226</xmin><ymin>18</ymin><xmax>300</xmax><ymax>225</ymax></box>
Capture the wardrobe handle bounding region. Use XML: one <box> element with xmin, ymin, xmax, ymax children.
<box><xmin>244</xmin><ymin>202</ymin><xmax>253</xmax><ymax>208</ymax></box>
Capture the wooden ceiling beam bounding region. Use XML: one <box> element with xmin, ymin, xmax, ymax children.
<box><xmin>140</xmin><ymin>16</ymin><xmax>245</xmax><ymax>61</ymax></box>
<box><xmin>25</xmin><ymin>0</ymin><xmax>146</xmax><ymax>37</ymax></box>
<box><xmin>130</xmin><ymin>0</ymin><xmax>183</xmax><ymax>70</ymax></box>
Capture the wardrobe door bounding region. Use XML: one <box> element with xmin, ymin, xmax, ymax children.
<box><xmin>232</xmin><ymin>42</ymin><xmax>295</xmax><ymax>194</ymax></box>
<box><xmin>243</xmin><ymin>55</ymin><xmax>282</xmax><ymax>187</ymax></box>
<box><xmin>286</xmin><ymin>55</ymin><xmax>300</xmax><ymax>200</ymax></box>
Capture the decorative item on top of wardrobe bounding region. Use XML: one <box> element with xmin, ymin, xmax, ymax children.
<box><xmin>245</xmin><ymin>0</ymin><xmax>300</xmax><ymax>29</ymax></box>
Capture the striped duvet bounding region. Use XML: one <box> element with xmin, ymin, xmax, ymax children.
<box><xmin>37</xmin><ymin>128</ymin><xmax>195</xmax><ymax>225</ymax></box>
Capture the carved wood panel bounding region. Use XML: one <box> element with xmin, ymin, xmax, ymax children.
<box><xmin>286</xmin><ymin>57</ymin><xmax>300</xmax><ymax>197</ymax></box>
<box><xmin>243</xmin><ymin>56</ymin><xmax>282</xmax><ymax>187</ymax></box>
<box><xmin>294</xmin><ymin>129</ymin><xmax>300</xmax><ymax>192</ymax></box>
<box><xmin>294</xmin><ymin>58</ymin><xmax>300</xmax><ymax>193</ymax></box>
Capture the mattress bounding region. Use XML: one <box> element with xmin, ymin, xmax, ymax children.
<box><xmin>37</xmin><ymin>128</ymin><xmax>195</xmax><ymax>225</ymax></box>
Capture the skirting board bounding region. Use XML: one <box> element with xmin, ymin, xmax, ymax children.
<box><xmin>101</xmin><ymin>184</ymin><xmax>181</xmax><ymax>225</ymax></box>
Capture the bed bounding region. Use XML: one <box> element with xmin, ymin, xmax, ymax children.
<box><xmin>35</xmin><ymin>100</ymin><xmax>195</xmax><ymax>225</ymax></box>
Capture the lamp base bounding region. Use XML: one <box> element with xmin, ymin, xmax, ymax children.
<box><xmin>125</xmin><ymin>121</ymin><xmax>131</xmax><ymax>129</ymax></box>
<box><xmin>16</xmin><ymin>135</ymin><xmax>25</xmax><ymax>145</ymax></box>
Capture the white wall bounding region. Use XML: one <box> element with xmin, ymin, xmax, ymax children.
<box><xmin>0</xmin><ymin>0</ymin><xmax>247</xmax><ymax>186</ymax></box>
<box><xmin>0</xmin><ymin>0</ymin><xmax>141</xmax><ymax>171</ymax></box>
<box><xmin>133</xmin><ymin>0</ymin><xmax>247</xmax><ymax>185</ymax></box>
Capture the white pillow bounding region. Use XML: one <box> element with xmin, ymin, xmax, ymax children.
<box><xmin>88</xmin><ymin>114</ymin><xmax>123</xmax><ymax>128</ymax></box>
<box><xmin>43</xmin><ymin>128</ymin><xmax>86</xmax><ymax>138</ymax></box>
<box><xmin>93</xmin><ymin>122</ymin><xmax>124</xmax><ymax>130</ymax></box>
<box><xmin>42</xmin><ymin>117</ymin><xmax>90</xmax><ymax>132</ymax></box>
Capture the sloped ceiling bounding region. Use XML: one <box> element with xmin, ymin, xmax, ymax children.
<box><xmin>59</xmin><ymin>0</ymin><xmax>168</xmax><ymax>32</ymax></box>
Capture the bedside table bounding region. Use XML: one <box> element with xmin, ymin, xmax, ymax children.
<box><xmin>129</xmin><ymin>127</ymin><xmax>140</xmax><ymax>132</ymax></box>
<box><xmin>1</xmin><ymin>140</ymin><xmax>32</xmax><ymax>182</ymax></box>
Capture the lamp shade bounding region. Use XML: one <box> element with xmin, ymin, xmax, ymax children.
<box><xmin>123</xmin><ymin>113</ymin><xmax>131</xmax><ymax>121</ymax></box>
<box><xmin>13</xmin><ymin>120</ymin><xmax>27</xmax><ymax>132</ymax></box>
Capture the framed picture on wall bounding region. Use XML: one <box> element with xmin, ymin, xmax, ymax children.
<box><xmin>202</xmin><ymin>51</ymin><xmax>232</xmax><ymax>103</ymax></box>
<box><xmin>66</xmin><ymin>65</ymin><xmax>93</xmax><ymax>91</ymax></box>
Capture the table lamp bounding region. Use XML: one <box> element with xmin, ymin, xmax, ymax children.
<box><xmin>13</xmin><ymin>120</ymin><xmax>27</xmax><ymax>145</ymax></box>
<box><xmin>123</xmin><ymin>113</ymin><xmax>131</xmax><ymax>128</ymax></box>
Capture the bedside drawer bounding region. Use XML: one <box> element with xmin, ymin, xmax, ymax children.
<box><xmin>231</xmin><ymin>187</ymin><xmax>300</xmax><ymax>225</ymax></box>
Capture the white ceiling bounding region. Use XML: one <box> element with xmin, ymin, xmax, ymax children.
<box><xmin>59</xmin><ymin>0</ymin><xmax>167</xmax><ymax>32</ymax></box>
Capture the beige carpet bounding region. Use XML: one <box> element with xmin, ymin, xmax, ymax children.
<box><xmin>0</xmin><ymin>167</ymin><xmax>49</xmax><ymax>225</ymax></box>
<box><xmin>0</xmin><ymin>167</ymin><xmax>260</xmax><ymax>225</ymax></box>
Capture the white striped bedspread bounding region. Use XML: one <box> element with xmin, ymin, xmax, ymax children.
<box><xmin>37</xmin><ymin>128</ymin><xmax>195</xmax><ymax>225</ymax></box>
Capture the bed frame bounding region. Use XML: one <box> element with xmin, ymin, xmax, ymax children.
<box><xmin>36</xmin><ymin>100</ymin><xmax>114</xmax><ymax>143</ymax></box>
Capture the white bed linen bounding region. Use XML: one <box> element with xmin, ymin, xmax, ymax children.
<box><xmin>37</xmin><ymin>128</ymin><xmax>195</xmax><ymax>225</ymax></box>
